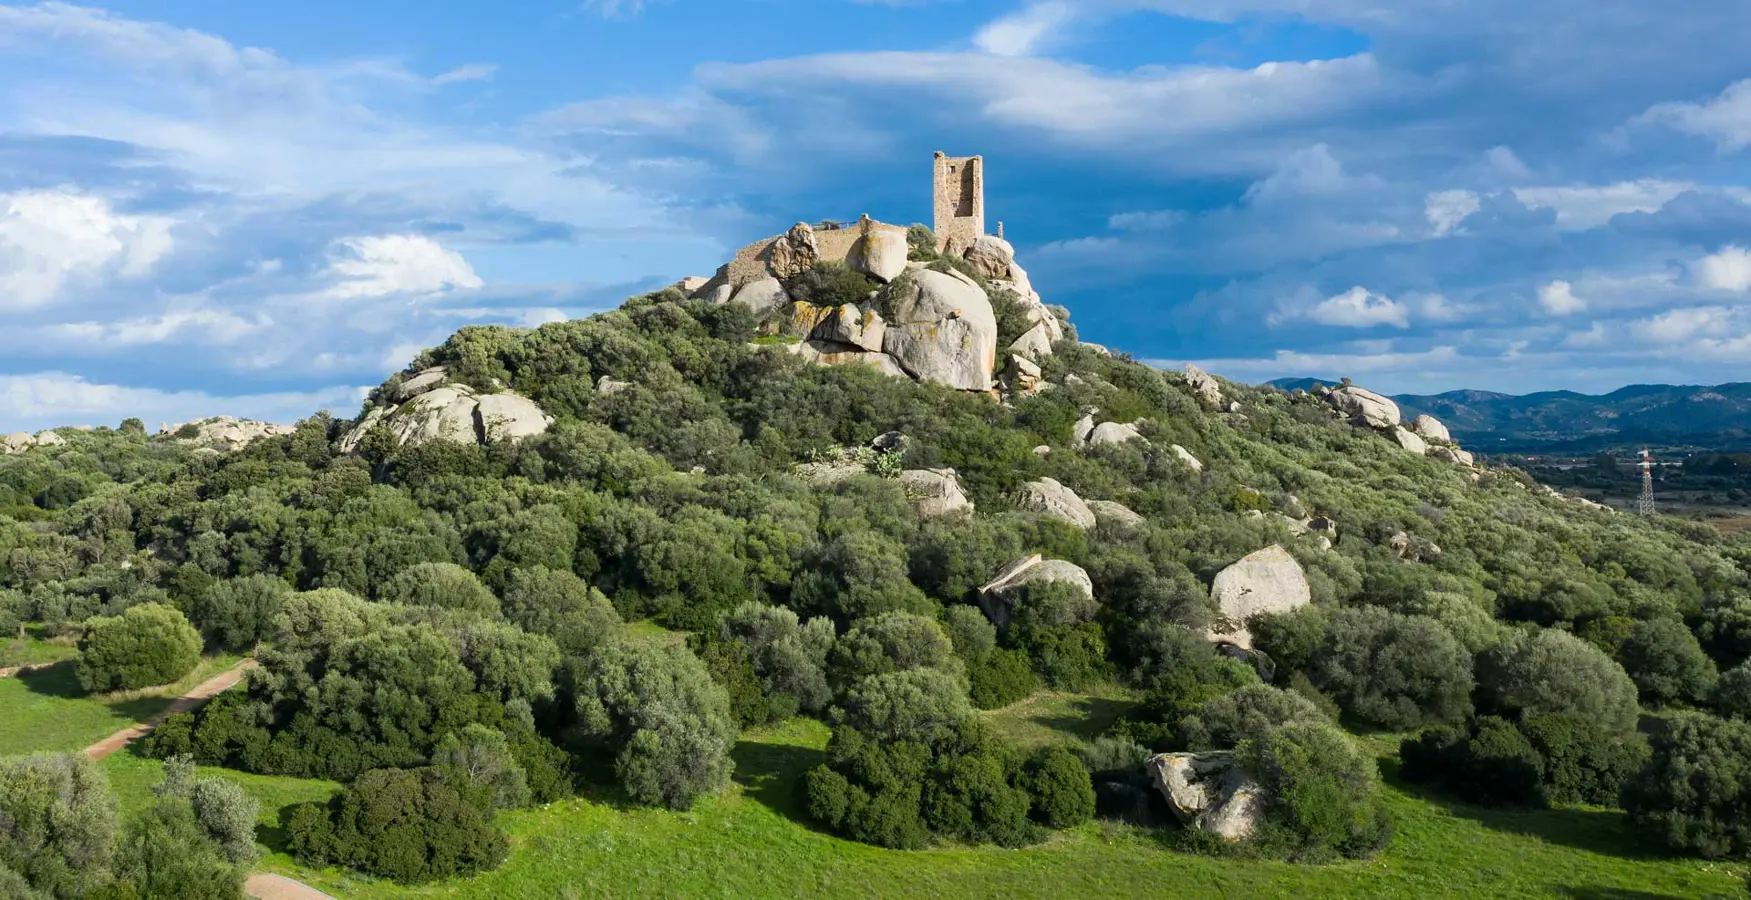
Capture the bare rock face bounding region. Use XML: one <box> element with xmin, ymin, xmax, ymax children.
<box><xmin>977</xmin><ymin>554</ymin><xmax>1095</xmax><ymax>628</ymax></box>
<box><xmin>1391</xmin><ymin>427</ymin><xmax>1429</xmax><ymax>455</ymax></box>
<box><xmin>900</xmin><ymin>468</ymin><xmax>973</xmax><ymax>520</ymax></box>
<box><xmin>768</xmin><ymin>222</ymin><xmax>820</xmax><ymax>279</ymax></box>
<box><xmin>1431</xmin><ymin>446</ymin><xmax>1476</xmax><ymax>467</ymax></box>
<box><xmin>731</xmin><ymin>278</ymin><xmax>790</xmax><ymax>317</ymax></box>
<box><xmin>1014</xmin><ymin>477</ymin><xmax>1097</xmax><ymax>529</ymax></box>
<box><xmin>1003</xmin><ymin>354</ymin><xmax>1044</xmax><ymax>397</ymax></box>
<box><xmin>1147</xmin><ymin>752</ymin><xmax>1263</xmax><ymax>842</ymax></box>
<box><xmin>881</xmin><ymin>269</ymin><xmax>998</xmax><ymax>391</ymax></box>
<box><xmin>1326</xmin><ymin>385</ymin><xmax>1401</xmax><ymax>429</ymax></box>
<box><xmin>1171</xmin><ymin>444</ymin><xmax>1205</xmax><ymax>474</ymax></box>
<box><xmin>1183</xmin><ymin>364</ymin><xmax>1225</xmax><ymax>408</ymax></box>
<box><xmin>394</xmin><ymin>367</ymin><xmax>449</xmax><ymax>402</ymax></box>
<box><xmin>1088</xmin><ymin>499</ymin><xmax>1145</xmax><ymax>534</ymax></box>
<box><xmin>1073</xmin><ymin>413</ymin><xmax>1097</xmax><ymax>445</ymax></box>
<box><xmin>815</xmin><ymin>304</ymin><xmax>888</xmax><ymax>353</ymax></box>
<box><xmin>162</xmin><ymin>416</ymin><xmax>296</xmax><ymax>451</ymax></box>
<box><xmin>596</xmin><ymin>375</ymin><xmax>632</xmax><ymax>395</ymax></box>
<box><xmin>1207</xmin><ymin>545</ymin><xmax>1312</xmax><ymax>650</ymax></box>
<box><xmin>1009</xmin><ymin>321</ymin><xmax>1054</xmax><ymax>361</ymax></box>
<box><xmin>963</xmin><ymin>235</ymin><xmax>1031</xmax><ymax>294</ymax></box>
<box><xmin>851</xmin><ymin>229</ymin><xmax>909</xmax><ymax>283</ymax></box>
<box><xmin>33</xmin><ymin>431</ymin><xmax>65</xmax><ymax>448</ymax></box>
<box><xmin>787</xmin><ymin>340</ymin><xmax>907</xmax><ymax>378</ymax></box>
<box><xmin>1411</xmin><ymin>414</ymin><xmax>1451</xmax><ymax>443</ymax></box>
<box><xmin>342</xmin><ymin>373</ymin><xmax>552</xmax><ymax>451</ymax></box>
<box><xmin>3</xmin><ymin>432</ymin><xmax>36</xmax><ymax>454</ymax></box>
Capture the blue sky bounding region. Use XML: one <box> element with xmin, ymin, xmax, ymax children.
<box><xmin>4</xmin><ymin>0</ymin><xmax>1751</xmax><ymax>430</ymax></box>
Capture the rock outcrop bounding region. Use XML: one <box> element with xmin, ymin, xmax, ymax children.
<box><xmin>1207</xmin><ymin>545</ymin><xmax>1312</xmax><ymax>650</ymax></box>
<box><xmin>1326</xmin><ymin>385</ymin><xmax>1401</xmax><ymax>429</ymax></box>
<box><xmin>1430</xmin><ymin>446</ymin><xmax>1475</xmax><ymax>467</ymax></box>
<box><xmin>1147</xmin><ymin>752</ymin><xmax>1263</xmax><ymax>842</ymax></box>
<box><xmin>731</xmin><ymin>278</ymin><xmax>790</xmax><ymax>317</ymax></box>
<box><xmin>1183</xmin><ymin>364</ymin><xmax>1225</xmax><ymax>408</ymax></box>
<box><xmin>1014</xmin><ymin>477</ymin><xmax>1097</xmax><ymax>529</ymax></box>
<box><xmin>768</xmin><ymin>223</ymin><xmax>821</xmax><ymax>279</ymax></box>
<box><xmin>1170</xmin><ymin>444</ymin><xmax>1205</xmax><ymax>474</ymax></box>
<box><xmin>977</xmin><ymin>554</ymin><xmax>1095</xmax><ymax>629</ymax></box>
<box><xmin>1391</xmin><ymin>427</ymin><xmax>1429</xmax><ymax>455</ymax></box>
<box><xmin>900</xmin><ymin>468</ymin><xmax>973</xmax><ymax>520</ymax></box>
<box><xmin>161</xmin><ymin>417</ymin><xmax>295</xmax><ymax>451</ymax></box>
<box><xmin>1085</xmin><ymin>421</ymin><xmax>1145</xmax><ymax>447</ymax></box>
<box><xmin>851</xmin><ymin>229</ymin><xmax>909</xmax><ymax>283</ymax></box>
<box><xmin>341</xmin><ymin>372</ymin><xmax>553</xmax><ymax>452</ymax></box>
<box><xmin>3</xmin><ymin>432</ymin><xmax>39</xmax><ymax>454</ymax></box>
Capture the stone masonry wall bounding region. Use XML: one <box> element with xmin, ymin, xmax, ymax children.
<box><xmin>933</xmin><ymin>152</ymin><xmax>984</xmax><ymax>252</ymax></box>
<box><xmin>723</xmin><ymin>216</ymin><xmax>908</xmax><ymax>287</ymax></box>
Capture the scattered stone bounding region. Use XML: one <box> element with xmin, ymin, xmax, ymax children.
<box><xmin>1147</xmin><ymin>752</ymin><xmax>1263</xmax><ymax>842</ymax></box>
<box><xmin>1391</xmin><ymin>427</ymin><xmax>1429</xmax><ymax>455</ymax></box>
<box><xmin>1170</xmin><ymin>444</ymin><xmax>1204</xmax><ymax>474</ymax></box>
<box><xmin>1430</xmin><ymin>446</ymin><xmax>1475</xmax><ymax>467</ymax></box>
<box><xmin>475</xmin><ymin>392</ymin><xmax>554</xmax><ymax>443</ymax></box>
<box><xmin>1080</xmin><ymin>342</ymin><xmax>1111</xmax><ymax>356</ymax></box>
<box><xmin>32</xmin><ymin>431</ymin><xmax>65</xmax><ymax>447</ymax></box>
<box><xmin>1086</xmin><ymin>421</ymin><xmax>1144</xmax><ymax>447</ymax></box>
<box><xmin>900</xmin><ymin>468</ymin><xmax>973</xmax><ymax>520</ymax></box>
<box><xmin>977</xmin><ymin>554</ymin><xmax>1095</xmax><ymax>628</ymax></box>
<box><xmin>1014</xmin><ymin>477</ymin><xmax>1097</xmax><ymax>529</ymax></box>
<box><xmin>1183</xmin><ymin>364</ymin><xmax>1225</xmax><ymax>408</ymax></box>
<box><xmin>787</xmin><ymin>340</ymin><xmax>908</xmax><ymax>378</ymax></box>
<box><xmin>1207</xmin><ymin>545</ymin><xmax>1312</xmax><ymax>650</ymax></box>
<box><xmin>1088</xmin><ymin>500</ymin><xmax>1145</xmax><ymax>534</ymax></box>
<box><xmin>596</xmin><ymin>375</ymin><xmax>633</xmax><ymax>395</ymax></box>
<box><xmin>1073</xmin><ymin>412</ymin><xmax>1097</xmax><ymax>445</ymax></box>
<box><xmin>1032</xmin><ymin>445</ymin><xmax>1052</xmax><ymax>457</ymax></box>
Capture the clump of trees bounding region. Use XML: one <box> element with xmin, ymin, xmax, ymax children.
<box><xmin>1622</xmin><ymin>713</ymin><xmax>1751</xmax><ymax>858</ymax></box>
<box><xmin>76</xmin><ymin>602</ymin><xmax>202</xmax><ymax>692</ymax></box>
<box><xmin>286</xmin><ymin>765</ymin><xmax>508</xmax><ymax>884</ymax></box>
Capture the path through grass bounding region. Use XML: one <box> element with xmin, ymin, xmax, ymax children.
<box><xmin>0</xmin><ymin>653</ymin><xmax>243</xmax><ymax>755</ymax></box>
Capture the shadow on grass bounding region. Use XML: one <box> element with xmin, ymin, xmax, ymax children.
<box><xmin>1557</xmin><ymin>888</ymin><xmax>1703</xmax><ymax>900</ymax></box>
<box><xmin>730</xmin><ymin>738</ymin><xmax>827</xmax><ymax>823</ymax></box>
<box><xmin>16</xmin><ymin>660</ymin><xmax>82</xmax><ymax>698</ymax></box>
<box><xmin>1027</xmin><ymin>695</ymin><xmax>1136</xmax><ymax>744</ymax></box>
<box><xmin>1378</xmin><ymin>756</ymin><xmax>1672</xmax><ymax>861</ymax></box>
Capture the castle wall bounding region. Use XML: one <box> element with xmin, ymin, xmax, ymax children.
<box><xmin>722</xmin><ymin>217</ymin><xmax>908</xmax><ymax>288</ymax></box>
<box><xmin>933</xmin><ymin>152</ymin><xmax>984</xmax><ymax>251</ymax></box>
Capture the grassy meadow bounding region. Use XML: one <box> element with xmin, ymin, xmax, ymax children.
<box><xmin>0</xmin><ymin>665</ymin><xmax>1736</xmax><ymax>900</ymax></box>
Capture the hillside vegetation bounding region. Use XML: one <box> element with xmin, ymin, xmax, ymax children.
<box><xmin>3</xmin><ymin>234</ymin><xmax>1751</xmax><ymax>897</ymax></box>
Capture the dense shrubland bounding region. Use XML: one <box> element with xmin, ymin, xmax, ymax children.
<box><xmin>4</xmin><ymin>269</ymin><xmax>1751</xmax><ymax>884</ymax></box>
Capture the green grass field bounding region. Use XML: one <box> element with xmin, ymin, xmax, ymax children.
<box><xmin>4</xmin><ymin>670</ymin><xmax>1745</xmax><ymax>899</ymax></box>
<box><xmin>0</xmin><ymin>628</ymin><xmax>81</xmax><ymax>668</ymax></box>
<box><xmin>0</xmin><ymin>653</ymin><xmax>243</xmax><ymax>755</ymax></box>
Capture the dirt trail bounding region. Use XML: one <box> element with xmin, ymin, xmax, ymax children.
<box><xmin>82</xmin><ymin>659</ymin><xmax>259</xmax><ymax>760</ymax></box>
<box><xmin>245</xmin><ymin>873</ymin><xmax>338</xmax><ymax>900</ymax></box>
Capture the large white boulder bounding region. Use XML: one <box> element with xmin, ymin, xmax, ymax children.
<box><xmin>1008</xmin><ymin>321</ymin><xmax>1054</xmax><ymax>361</ymax></box>
<box><xmin>963</xmin><ymin>235</ymin><xmax>1032</xmax><ymax>295</ymax></box>
<box><xmin>476</xmin><ymin>392</ymin><xmax>553</xmax><ymax>442</ymax></box>
<box><xmin>977</xmin><ymin>554</ymin><xmax>1095</xmax><ymax>628</ymax></box>
<box><xmin>1207</xmin><ymin>545</ymin><xmax>1312</xmax><ymax>650</ymax></box>
<box><xmin>1326</xmin><ymin>385</ymin><xmax>1401</xmax><ymax>429</ymax></box>
<box><xmin>814</xmin><ymin>304</ymin><xmax>887</xmax><ymax>353</ymax></box>
<box><xmin>768</xmin><ymin>222</ymin><xmax>820</xmax><ymax>279</ymax></box>
<box><xmin>162</xmin><ymin>416</ymin><xmax>296</xmax><ymax>451</ymax></box>
<box><xmin>1086</xmin><ymin>421</ymin><xmax>1145</xmax><ymax>447</ymax></box>
<box><xmin>881</xmin><ymin>269</ymin><xmax>998</xmax><ymax>391</ymax></box>
<box><xmin>33</xmin><ymin>431</ymin><xmax>65</xmax><ymax>448</ymax></box>
<box><xmin>1183</xmin><ymin>364</ymin><xmax>1225</xmax><ymax>408</ymax></box>
<box><xmin>1411</xmin><ymin>414</ymin><xmax>1451</xmax><ymax>443</ymax></box>
<box><xmin>1014</xmin><ymin>477</ymin><xmax>1097</xmax><ymax>529</ymax></box>
<box><xmin>900</xmin><ymin>468</ymin><xmax>973</xmax><ymax>520</ymax></box>
<box><xmin>3</xmin><ymin>432</ymin><xmax>35</xmax><ymax>454</ymax></box>
<box><xmin>1431</xmin><ymin>446</ymin><xmax>1476</xmax><ymax>467</ymax></box>
<box><xmin>1391</xmin><ymin>427</ymin><xmax>1428</xmax><ymax>455</ymax></box>
<box><xmin>394</xmin><ymin>367</ymin><xmax>449</xmax><ymax>402</ymax></box>
<box><xmin>342</xmin><ymin>373</ymin><xmax>552</xmax><ymax>451</ymax></box>
<box><xmin>1170</xmin><ymin>444</ymin><xmax>1205</xmax><ymax>474</ymax></box>
<box><xmin>787</xmin><ymin>340</ymin><xmax>907</xmax><ymax>378</ymax></box>
<box><xmin>1087</xmin><ymin>499</ymin><xmax>1145</xmax><ymax>534</ymax></box>
<box><xmin>1147</xmin><ymin>752</ymin><xmax>1262</xmax><ymax>842</ymax></box>
<box><xmin>851</xmin><ymin>229</ymin><xmax>909</xmax><ymax>283</ymax></box>
<box><xmin>731</xmin><ymin>278</ymin><xmax>790</xmax><ymax>317</ymax></box>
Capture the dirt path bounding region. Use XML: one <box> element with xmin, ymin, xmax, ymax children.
<box><xmin>0</xmin><ymin>661</ymin><xmax>66</xmax><ymax>679</ymax></box>
<box><xmin>82</xmin><ymin>659</ymin><xmax>259</xmax><ymax>761</ymax></box>
<box><xmin>244</xmin><ymin>873</ymin><xmax>337</xmax><ymax>900</ymax></box>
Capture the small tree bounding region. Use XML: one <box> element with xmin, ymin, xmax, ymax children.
<box><xmin>1309</xmin><ymin>606</ymin><xmax>1473</xmax><ymax>730</ymax></box>
<box><xmin>1617</xmin><ymin>618</ymin><xmax>1718</xmax><ymax>707</ymax></box>
<box><xmin>1177</xmin><ymin>683</ymin><xmax>1330</xmax><ymax>751</ymax></box>
<box><xmin>381</xmin><ymin>562</ymin><xmax>499</xmax><ymax>616</ymax></box>
<box><xmin>433</xmin><ymin>725</ymin><xmax>531</xmax><ymax>812</ymax></box>
<box><xmin>1622</xmin><ymin>713</ymin><xmax>1751</xmax><ymax>859</ymax></box>
<box><xmin>1716</xmin><ymin>662</ymin><xmax>1751</xmax><ymax>721</ymax></box>
<box><xmin>501</xmin><ymin>566</ymin><xmax>622</xmax><ymax>656</ymax></box>
<box><xmin>1476</xmin><ymin>628</ymin><xmax>1640</xmax><ymax>734</ymax></box>
<box><xmin>1021</xmin><ymin>746</ymin><xmax>1095</xmax><ymax>828</ymax></box>
<box><xmin>285</xmin><ymin>766</ymin><xmax>508</xmax><ymax>883</ymax></box>
<box><xmin>1240</xmin><ymin>721</ymin><xmax>1392</xmax><ymax>861</ymax></box>
<box><xmin>76</xmin><ymin>603</ymin><xmax>202</xmax><ymax>693</ymax></box>
<box><xmin>191</xmin><ymin>575</ymin><xmax>290</xmax><ymax>651</ymax></box>
<box><xmin>0</xmin><ymin>753</ymin><xmax>118</xmax><ymax>899</ymax></box>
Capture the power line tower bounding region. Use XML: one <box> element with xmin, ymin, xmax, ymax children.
<box><xmin>1637</xmin><ymin>449</ymin><xmax>1657</xmax><ymax>517</ymax></box>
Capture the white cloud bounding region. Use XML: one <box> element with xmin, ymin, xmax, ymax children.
<box><xmin>1424</xmin><ymin>189</ymin><xmax>1480</xmax><ymax>236</ymax></box>
<box><xmin>974</xmin><ymin>2</ymin><xmax>1080</xmax><ymax>57</ymax></box>
<box><xmin>1511</xmin><ymin>180</ymin><xmax>1694</xmax><ymax>231</ymax></box>
<box><xmin>1175</xmin><ymin>344</ymin><xmax>1464</xmax><ymax>380</ymax></box>
<box><xmin>1538</xmin><ymin>280</ymin><xmax>1587</xmax><ymax>315</ymax></box>
<box><xmin>1642</xmin><ymin>306</ymin><xmax>1731</xmax><ymax>344</ymax></box>
<box><xmin>0</xmin><ymin>371</ymin><xmax>367</xmax><ymax>432</ymax></box>
<box><xmin>432</xmin><ymin>63</ymin><xmax>498</xmax><ymax>86</ymax></box>
<box><xmin>0</xmin><ymin>190</ymin><xmax>173</xmax><ymax>309</ymax></box>
<box><xmin>1564</xmin><ymin>322</ymin><xmax>1608</xmax><ymax>348</ymax></box>
<box><xmin>1304</xmin><ymin>286</ymin><xmax>1411</xmax><ymax>328</ymax></box>
<box><xmin>1635</xmin><ymin>78</ymin><xmax>1751</xmax><ymax>152</ymax></box>
<box><xmin>37</xmin><ymin>308</ymin><xmax>266</xmax><ymax>348</ymax></box>
<box><xmin>1694</xmin><ymin>245</ymin><xmax>1751</xmax><ymax>291</ymax></box>
<box><xmin>1243</xmin><ymin>144</ymin><xmax>1382</xmax><ymax>203</ymax></box>
<box><xmin>1107</xmin><ymin>210</ymin><xmax>1184</xmax><ymax>231</ymax></box>
<box><xmin>320</xmin><ymin>235</ymin><xmax>484</xmax><ymax>300</ymax></box>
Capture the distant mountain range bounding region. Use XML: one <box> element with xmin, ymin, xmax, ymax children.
<box><xmin>1266</xmin><ymin>379</ymin><xmax>1751</xmax><ymax>454</ymax></box>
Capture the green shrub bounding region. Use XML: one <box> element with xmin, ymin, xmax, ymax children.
<box><xmin>1697</xmin><ymin>594</ymin><xmax>1751</xmax><ymax>668</ymax></box>
<box><xmin>1021</xmin><ymin>746</ymin><xmax>1096</xmax><ymax>828</ymax></box>
<box><xmin>0</xmin><ymin>752</ymin><xmax>118</xmax><ymax>899</ymax></box>
<box><xmin>76</xmin><ymin>603</ymin><xmax>202</xmax><ymax>692</ymax></box>
<box><xmin>1622</xmin><ymin>713</ymin><xmax>1751</xmax><ymax>859</ymax></box>
<box><xmin>500</xmin><ymin>567</ymin><xmax>622</xmax><ymax>656</ymax></box>
<box><xmin>1517</xmin><ymin>712</ymin><xmax>1648</xmax><ymax>806</ymax></box>
<box><xmin>1476</xmin><ymin>629</ymin><xmax>1640</xmax><ymax>734</ymax></box>
<box><xmin>433</xmin><ymin>724</ymin><xmax>532</xmax><ymax>812</ymax></box>
<box><xmin>381</xmin><ymin>562</ymin><xmax>499</xmax><ymax>616</ymax></box>
<box><xmin>1250</xmin><ymin>606</ymin><xmax>1330</xmax><ymax>676</ymax></box>
<box><xmin>717</xmin><ymin>603</ymin><xmax>834</xmax><ymax>721</ymax></box>
<box><xmin>561</xmin><ymin>640</ymin><xmax>737</xmax><ymax>810</ymax></box>
<box><xmin>1309</xmin><ymin>606</ymin><xmax>1473</xmax><ymax>730</ymax></box>
<box><xmin>1616</xmin><ymin>618</ymin><xmax>1717</xmax><ymax>707</ymax></box>
<box><xmin>1241</xmin><ymin>722</ymin><xmax>1392</xmax><ymax>861</ymax></box>
<box><xmin>1716</xmin><ymin>662</ymin><xmax>1751</xmax><ymax>721</ymax></box>
<box><xmin>830</xmin><ymin>611</ymin><xmax>958</xmax><ymax>686</ymax></box>
<box><xmin>1006</xmin><ymin>581</ymin><xmax>1107</xmax><ymax>689</ymax></box>
<box><xmin>285</xmin><ymin>766</ymin><xmax>508</xmax><ymax>883</ymax></box>
<box><xmin>966</xmin><ymin>647</ymin><xmax>1038</xmax><ymax>710</ymax></box>
<box><xmin>1177</xmin><ymin>683</ymin><xmax>1329</xmax><ymax>751</ymax></box>
<box><xmin>189</xmin><ymin>575</ymin><xmax>291</xmax><ymax>652</ymax></box>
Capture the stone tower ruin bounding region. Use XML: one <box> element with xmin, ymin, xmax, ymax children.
<box><xmin>933</xmin><ymin>151</ymin><xmax>984</xmax><ymax>253</ymax></box>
